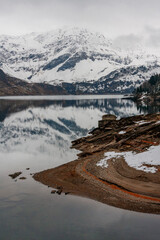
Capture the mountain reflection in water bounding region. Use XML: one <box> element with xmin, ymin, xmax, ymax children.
<box><xmin>0</xmin><ymin>96</ymin><xmax>160</xmax><ymax>240</ymax></box>
<box><xmin>0</xmin><ymin>98</ymin><xmax>140</xmax><ymax>166</ymax></box>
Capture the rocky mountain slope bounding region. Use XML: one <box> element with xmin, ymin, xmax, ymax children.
<box><xmin>0</xmin><ymin>69</ymin><xmax>67</xmax><ymax>96</ymax></box>
<box><xmin>1</xmin><ymin>27</ymin><xmax>160</xmax><ymax>93</ymax></box>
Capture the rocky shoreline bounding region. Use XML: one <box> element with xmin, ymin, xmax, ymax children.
<box><xmin>34</xmin><ymin>113</ymin><xmax>160</xmax><ymax>214</ymax></box>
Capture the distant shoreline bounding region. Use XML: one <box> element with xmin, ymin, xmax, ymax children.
<box><xmin>0</xmin><ymin>94</ymin><xmax>126</xmax><ymax>100</ymax></box>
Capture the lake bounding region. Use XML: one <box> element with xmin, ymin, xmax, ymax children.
<box><xmin>0</xmin><ymin>95</ymin><xmax>160</xmax><ymax>240</ymax></box>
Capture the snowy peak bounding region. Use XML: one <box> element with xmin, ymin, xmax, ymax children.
<box><xmin>34</xmin><ymin>27</ymin><xmax>111</xmax><ymax>50</ymax></box>
<box><xmin>0</xmin><ymin>27</ymin><xmax>115</xmax><ymax>82</ymax></box>
<box><xmin>1</xmin><ymin>27</ymin><xmax>160</xmax><ymax>93</ymax></box>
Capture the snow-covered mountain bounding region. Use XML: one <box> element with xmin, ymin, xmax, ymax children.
<box><xmin>1</xmin><ymin>27</ymin><xmax>160</xmax><ymax>93</ymax></box>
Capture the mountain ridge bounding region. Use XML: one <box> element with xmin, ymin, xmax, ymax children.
<box><xmin>0</xmin><ymin>69</ymin><xmax>68</xmax><ymax>96</ymax></box>
<box><xmin>1</xmin><ymin>27</ymin><xmax>160</xmax><ymax>93</ymax></box>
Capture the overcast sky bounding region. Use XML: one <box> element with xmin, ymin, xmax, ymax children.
<box><xmin>0</xmin><ymin>0</ymin><xmax>160</xmax><ymax>41</ymax></box>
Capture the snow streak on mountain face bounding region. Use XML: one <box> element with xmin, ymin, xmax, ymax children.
<box><xmin>0</xmin><ymin>27</ymin><xmax>160</xmax><ymax>93</ymax></box>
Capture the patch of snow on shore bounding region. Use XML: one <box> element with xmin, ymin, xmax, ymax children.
<box><xmin>135</xmin><ymin>120</ymin><xmax>148</xmax><ymax>126</ymax></box>
<box><xmin>97</xmin><ymin>145</ymin><xmax>160</xmax><ymax>173</ymax></box>
<box><xmin>119</xmin><ymin>131</ymin><xmax>126</xmax><ymax>134</ymax></box>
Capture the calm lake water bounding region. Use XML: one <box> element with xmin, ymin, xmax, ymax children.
<box><xmin>0</xmin><ymin>95</ymin><xmax>160</xmax><ymax>240</ymax></box>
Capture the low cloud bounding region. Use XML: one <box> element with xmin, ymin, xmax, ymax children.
<box><xmin>145</xmin><ymin>26</ymin><xmax>160</xmax><ymax>48</ymax></box>
<box><xmin>0</xmin><ymin>0</ymin><xmax>160</xmax><ymax>38</ymax></box>
<box><xmin>112</xmin><ymin>34</ymin><xmax>142</xmax><ymax>50</ymax></box>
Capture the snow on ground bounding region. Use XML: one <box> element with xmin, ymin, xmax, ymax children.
<box><xmin>97</xmin><ymin>145</ymin><xmax>160</xmax><ymax>173</ymax></box>
<box><xmin>135</xmin><ymin>120</ymin><xmax>148</xmax><ymax>125</ymax></box>
<box><xmin>118</xmin><ymin>131</ymin><xmax>126</xmax><ymax>134</ymax></box>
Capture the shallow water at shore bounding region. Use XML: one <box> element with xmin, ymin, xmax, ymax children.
<box><xmin>0</xmin><ymin>95</ymin><xmax>160</xmax><ymax>240</ymax></box>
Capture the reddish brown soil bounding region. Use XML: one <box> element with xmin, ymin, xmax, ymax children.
<box><xmin>34</xmin><ymin>114</ymin><xmax>160</xmax><ymax>214</ymax></box>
